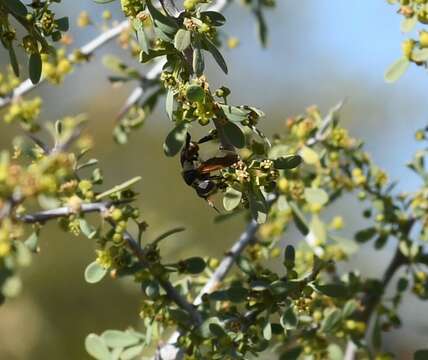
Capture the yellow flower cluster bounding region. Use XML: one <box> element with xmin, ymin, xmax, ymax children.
<box><xmin>4</xmin><ymin>97</ymin><xmax>42</xmax><ymax>128</ymax></box>
<box><xmin>0</xmin><ymin>67</ymin><xmax>20</xmax><ymax>97</ymax></box>
<box><xmin>42</xmin><ymin>50</ymin><xmax>73</xmax><ymax>84</ymax></box>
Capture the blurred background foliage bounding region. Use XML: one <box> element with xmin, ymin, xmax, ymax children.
<box><xmin>1</xmin><ymin>1</ymin><xmax>428</xmax><ymax>359</ymax></box>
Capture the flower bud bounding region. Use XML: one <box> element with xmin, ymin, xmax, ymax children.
<box><xmin>420</xmin><ymin>31</ymin><xmax>428</xmax><ymax>48</ymax></box>
<box><xmin>401</xmin><ymin>39</ymin><xmax>414</xmax><ymax>59</ymax></box>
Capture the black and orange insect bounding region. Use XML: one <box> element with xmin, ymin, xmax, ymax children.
<box><xmin>180</xmin><ymin>133</ymin><xmax>238</xmax><ymax>209</ymax></box>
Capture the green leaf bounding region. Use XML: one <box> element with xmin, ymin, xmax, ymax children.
<box><xmin>223</xmin><ymin>187</ymin><xmax>242</xmax><ymax>211</ymax></box>
<box><xmin>174</xmin><ymin>29</ymin><xmax>191</xmax><ymax>52</ymax></box>
<box><xmin>8</xmin><ymin>44</ymin><xmax>19</xmax><ymax>77</ymax></box>
<box><xmin>85</xmin><ymin>261</ymin><xmax>108</xmax><ymax>284</ymax></box>
<box><xmin>237</xmin><ymin>256</ymin><xmax>255</xmax><ymax>275</ymax></box>
<box><xmin>263</xmin><ymin>320</ymin><xmax>272</xmax><ymax>340</ymax></box>
<box><xmin>51</xmin><ymin>31</ymin><xmax>62</xmax><ymax>42</ymax></box>
<box><xmin>342</xmin><ymin>300</ymin><xmax>358</xmax><ymax>318</ymax></box>
<box><xmin>79</xmin><ymin>219</ymin><xmax>97</xmax><ymax>239</ymax></box>
<box><xmin>3</xmin><ymin>0</ymin><xmax>27</xmax><ymax>17</ymax></box>
<box><xmin>24</xmin><ymin>231</ymin><xmax>39</xmax><ymax>253</ymax></box>
<box><xmin>251</xmin><ymin>280</ymin><xmax>269</xmax><ymax>291</ymax></box>
<box><xmin>55</xmin><ymin>17</ymin><xmax>69</xmax><ymax>32</ymax></box>
<box><xmin>2</xmin><ymin>276</ymin><xmax>22</xmax><ymax>298</ymax></box>
<box><xmin>270</xmin><ymin>280</ymin><xmax>289</xmax><ymax>296</ymax></box>
<box><xmin>198</xmin><ymin>317</ymin><xmax>222</xmax><ymax>338</ymax></box>
<box><xmin>397</xmin><ymin>277</ymin><xmax>409</xmax><ymax>292</ymax></box>
<box><xmin>400</xmin><ymin>16</ymin><xmax>417</xmax><ymax>33</ymax></box>
<box><xmin>220</xmin><ymin>104</ymin><xmax>251</xmax><ymax>123</ymax></box>
<box><xmin>77</xmin><ymin>158</ymin><xmax>99</xmax><ymax>171</ymax></box>
<box><xmin>101</xmin><ymin>330</ymin><xmax>140</xmax><ymax>348</ymax></box>
<box><xmin>139</xmin><ymin>49</ymin><xmax>171</xmax><ymax>63</ymax></box>
<box><xmin>399</xmin><ymin>240</ymin><xmax>419</xmax><ymax>259</ymax></box>
<box><xmin>103</xmin><ymin>55</ymin><xmax>124</xmax><ymax>73</ymax></box>
<box><xmin>355</xmin><ymin>227</ymin><xmax>377</xmax><ymax>243</ymax></box>
<box><xmin>310</xmin><ymin>215</ymin><xmax>326</xmax><ymax>244</ymax></box>
<box><xmin>153</xmin><ymin>24</ymin><xmax>174</xmax><ymax>41</ymax></box>
<box><xmin>181</xmin><ymin>257</ymin><xmax>206</xmax><ymax>274</ymax></box>
<box><xmin>321</xmin><ymin>309</ymin><xmax>342</xmax><ymax>333</ymax></box>
<box><xmin>327</xmin><ymin>344</ymin><xmax>343</xmax><ymax>360</ymax></box>
<box><xmin>248</xmin><ymin>188</ymin><xmax>268</xmax><ymax>224</ymax></box>
<box><xmin>169</xmin><ymin>308</ymin><xmax>192</xmax><ymax>326</ymax></box>
<box><xmin>166</xmin><ymin>89</ymin><xmax>174</xmax><ymax>120</ymax></box>
<box><xmin>412</xmin><ymin>48</ymin><xmax>428</xmax><ymax>62</ymax></box>
<box><xmin>186</xmin><ymin>85</ymin><xmax>205</xmax><ymax>102</ymax></box>
<box><xmin>120</xmin><ymin>345</ymin><xmax>144</xmax><ymax>360</ymax></box>
<box><xmin>209</xmin><ymin>323</ymin><xmax>227</xmax><ymax>338</ymax></box>
<box><xmin>85</xmin><ymin>334</ymin><xmax>112</xmax><ymax>360</ymax></box>
<box><xmin>415</xmin><ymin>350</ymin><xmax>428</xmax><ymax>360</ymax></box>
<box><xmin>384</xmin><ymin>57</ymin><xmax>410</xmax><ymax>83</ymax></box>
<box><xmin>111</xmin><ymin>348</ymin><xmax>122</xmax><ymax>360</ymax></box>
<box><xmin>163</xmin><ymin>123</ymin><xmax>188</xmax><ymax>157</ymax></box>
<box><xmin>300</xmin><ymin>145</ymin><xmax>319</xmax><ymax>164</ymax></box>
<box><xmin>146</xmin><ymin>0</ymin><xmax>177</xmax><ymax>34</ymax></box>
<box><xmin>281</xmin><ymin>307</ymin><xmax>298</xmax><ymax>330</ymax></box>
<box><xmin>304</xmin><ymin>187</ymin><xmax>328</xmax><ymax>206</ymax></box>
<box><xmin>226</xmin><ymin>286</ymin><xmax>248</xmax><ymax>302</ymax></box>
<box><xmin>255</xmin><ymin>9</ymin><xmax>268</xmax><ymax>47</ymax></box>
<box><xmin>284</xmin><ymin>245</ymin><xmax>295</xmax><ymax>268</ymax></box>
<box><xmin>201</xmin><ymin>11</ymin><xmax>226</xmax><ymax>26</ymax></box>
<box><xmin>330</xmin><ymin>235</ymin><xmax>358</xmax><ymax>255</ymax></box>
<box><xmin>289</xmin><ymin>201</ymin><xmax>309</xmax><ymax>235</ymax></box>
<box><xmin>193</xmin><ymin>46</ymin><xmax>204</xmax><ymax>76</ymax></box>
<box><xmin>223</xmin><ymin>121</ymin><xmax>245</xmax><ymax>148</ymax></box>
<box><xmin>274</xmin><ymin>155</ymin><xmax>302</xmax><ymax>170</ymax></box>
<box><xmin>315</xmin><ymin>283</ymin><xmax>348</xmax><ymax>298</ymax></box>
<box><xmin>203</xmin><ymin>38</ymin><xmax>228</xmax><ymax>74</ymax></box>
<box><xmin>132</xmin><ymin>19</ymin><xmax>149</xmax><ymax>54</ymax></box>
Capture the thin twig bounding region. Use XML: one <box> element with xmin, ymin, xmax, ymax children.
<box><xmin>18</xmin><ymin>200</ymin><xmax>130</xmax><ymax>223</ymax></box>
<box><xmin>115</xmin><ymin>60</ymin><xmax>166</xmax><ymax>121</ymax></box>
<box><xmin>0</xmin><ymin>20</ymin><xmax>129</xmax><ymax>109</ymax></box>
<box><xmin>19</xmin><ymin>200</ymin><xmax>202</xmax><ymax>325</ymax></box>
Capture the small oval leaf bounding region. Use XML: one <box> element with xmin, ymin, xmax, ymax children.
<box><xmin>163</xmin><ymin>123</ymin><xmax>188</xmax><ymax>157</ymax></box>
<box><xmin>223</xmin><ymin>187</ymin><xmax>242</xmax><ymax>211</ymax></box>
<box><xmin>85</xmin><ymin>334</ymin><xmax>112</xmax><ymax>360</ymax></box>
<box><xmin>181</xmin><ymin>257</ymin><xmax>206</xmax><ymax>274</ymax></box>
<box><xmin>223</xmin><ymin>121</ymin><xmax>245</xmax><ymax>148</ymax></box>
<box><xmin>384</xmin><ymin>57</ymin><xmax>410</xmax><ymax>83</ymax></box>
<box><xmin>193</xmin><ymin>46</ymin><xmax>204</xmax><ymax>76</ymax></box>
<box><xmin>4</xmin><ymin>0</ymin><xmax>28</xmax><ymax>17</ymax></box>
<box><xmin>304</xmin><ymin>188</ymin><xmax>328</xmax><ymax>206</ymax></box>
<box><xmin>101</xmin><ymin>330</ymin><xmax>140</xmax><ymax>348</ymax></box>
<box><xmin>120</xmin><ymin>345</ymin><xmax>144</xmax><ymax>360</ymax></box>
<box><xmin>174</xmin><ymin>29</ymin><xmax>191</xmax><ymax>52</ymax></box>
<box><xmin>321</xmin><ymin>309</ymin><xmax>342</xmax><ymax>333</ymax></box>
<box><xmin>85</xmin><ymin>261</ymin><xmax>108</xmax><ymax>284</ymax></box>
<box><xmin>274</xmin><ymin>155</ymin><xmax>302</xmax><ymax>170</ymax></box>
<box><xmin>203</xmin><ymin>38</ymin><xmax>228</xmax><ymax>74</ymax></box>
